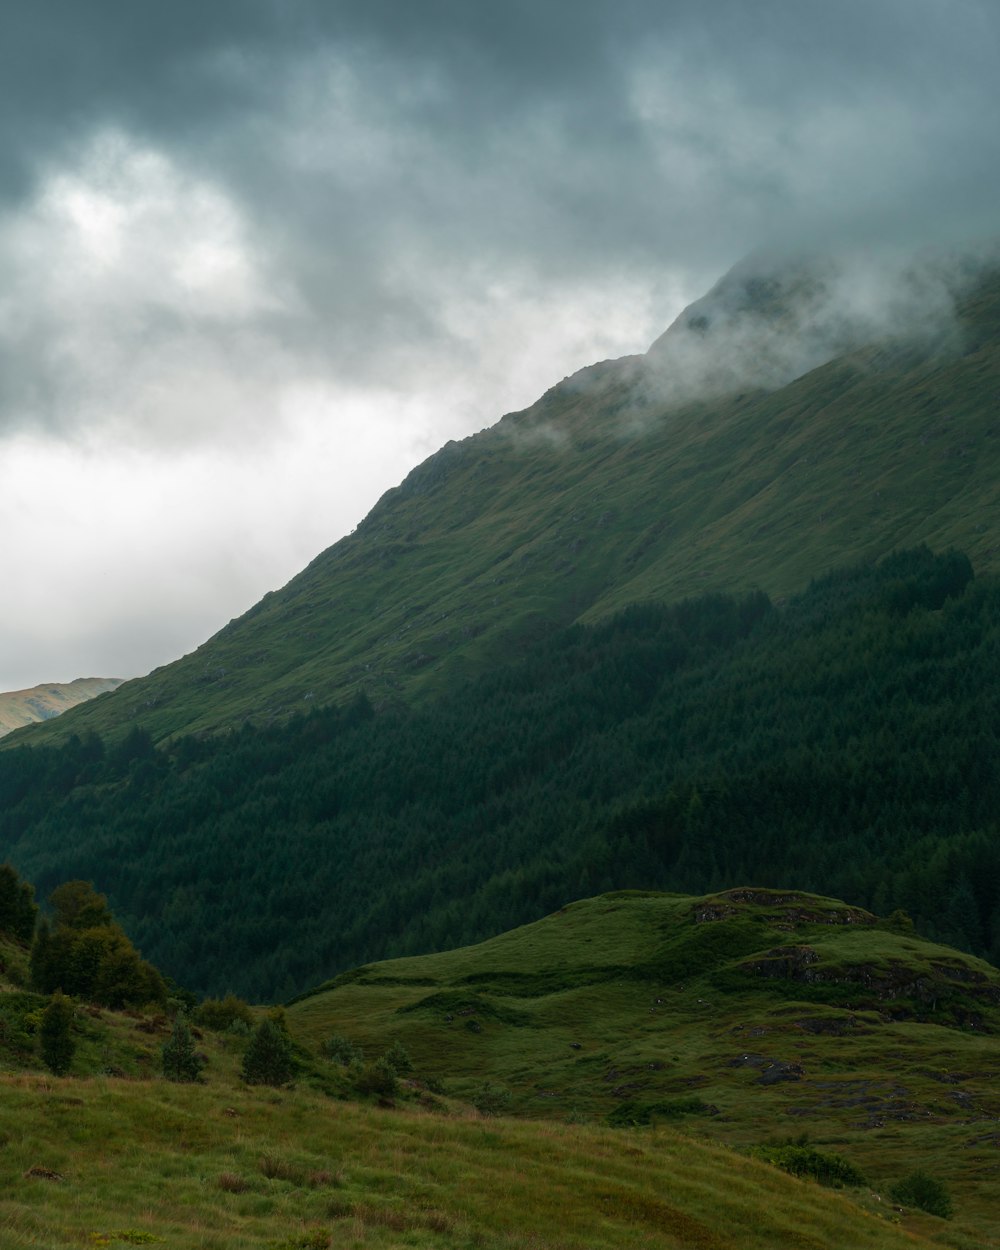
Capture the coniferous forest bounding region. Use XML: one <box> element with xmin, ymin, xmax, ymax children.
<box><xmin>1</xmin><ymin>545</ymin><xmax>997</xmax><ymax>1001</ymax></box>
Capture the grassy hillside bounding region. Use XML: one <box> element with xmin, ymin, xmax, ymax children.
<box><xmin>12</xmin><ymin>264</ymin><xmax>1000</xmax><ymax>746</ymax></box>
<box><xmin>0</xmin><ymin>895</ymin><xmax>989</xmax><ymax>1250</ymax></box>
<box><xmin>288</xmin><ymin>888</ymin><xmax>1000</xmax><ymax>1248</ymax></box>
<box><xmin>2</xmin><ymin>1076</ymin><xmax>950</xmax><ymax>1250</ymax></box>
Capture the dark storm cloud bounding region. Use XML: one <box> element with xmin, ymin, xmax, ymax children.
<box><xmin>0</xmin><ymin>0</ymin><xmax>995</xmax><ymax>439</ymax></box>
<box><xmin>2</xmin><ymin>0</ymin><xmax>1000</xmax><ymax>689</ymax></box>
<box><xmin>6</xmin><ymin>1</ymin><xmax>999</xmax><ymax>261</ymax></box>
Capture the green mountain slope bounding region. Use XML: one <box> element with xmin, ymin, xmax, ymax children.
<box><xmin>289</xmin><ymin>887</ymin><xmax>1000</xmax><ymax>1247</ymax></box>
<box><xmin>13</xmin><ymin>256</ymin><xmax>1000</xmax><ymax>745</ymax></box>
<box><xmin>2</xmin><ymin>547</ymin><xmax>998</xmax><ymax>999</ymax></box>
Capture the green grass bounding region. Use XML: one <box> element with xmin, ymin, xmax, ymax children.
<box><xmin>3</xmin><ymin>889</ymin><xmax>997</xmax><ymax>1247</ymax></box>
<box><xmin>0</xmin><ymin>1065</ymin><xmax>959</xmax><ymax>1249</ymax></box>
<box><xmin>11</xmin><ymin>270</ymin><xmax>1000</xmax><ymax>745</ymax></box>
<box><xmin>287</xmin><ymin>888</ymin><xmax>1000</xmax><ymax>1248</ymax></box>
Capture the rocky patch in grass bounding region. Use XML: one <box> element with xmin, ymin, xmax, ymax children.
<box><xmin>728</xmin><ymin>1053</ymin><xmax>805</xmax><ymax>1085</ymax></box>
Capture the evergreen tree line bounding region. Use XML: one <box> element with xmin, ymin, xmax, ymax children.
<box><xmin>0</xmin><ymin>545</ymin><xmax>996</xmax><ymax>1001</ymax></box>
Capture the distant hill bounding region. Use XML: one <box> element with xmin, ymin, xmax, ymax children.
<box><xmin>11</xmin><ymin>249</ymin><xmax>1000</xmax><ymax>746</ymax></box>
<box><xmin>0</xmin><ymin>676</ymin><xmax>123</xmax><ymax>737</ymax></box>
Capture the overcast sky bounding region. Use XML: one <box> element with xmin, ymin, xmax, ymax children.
<box><xmin>1</xmin><ymin>0</ymin><xmax>998</xmax><ymax>690</ymax></box>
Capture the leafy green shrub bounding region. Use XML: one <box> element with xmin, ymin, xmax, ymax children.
<box><xmin>750</xmin><ymin>1144</ymin><xmax>866</xmax><ymax>1188</ymax></box>
<box><xmin>472</xmin><ymin>1081</ymin><xmax>511</xmax><ymax>1117</ymax></box>
<box><xmin>0</xmin><ymin>991</ymin><xmax>47</xmax><ymax>1059</ymax></box>
<box><xmin>161</xmin><ymin>1015</ymin><xmax>204</xmax><ymax>1082</ymax></box>
<box><xmin>324</xmin><ymin>1033</ymin><xmax>363</xmax><ymax>1066</ymax></box>
<box><xmin>30</xmin><ymin>882</ymin><xmax>165</xmax><ymax>1009</ymax></box>
<box><xmin>354</xmin><ymin>1056</ymin><xmax>399</xmax><ymax>1100</ymax></box>
<box><xmin>881</xmin><ymin>908</ymin><xmax>916</xmax><ymax>935</ymax></box>
<box><xmin>890</xmin><ymin>1170</ymin><xmax>953</xmax><ymax>1219</ymax></box>
<box><xmin>49</xmin><ymin>880</ymin><xmax>112</xmax><ymax>930</ymax></box>
<box><xmin>382</xmin><ymin>1040</ymin><xmax>413</xmax><ymax>1075</ymax></box>
<box><xmin>194</xmin><ymin>993</ymin><xmax>253</xmax><ymax>1031</ymax></box>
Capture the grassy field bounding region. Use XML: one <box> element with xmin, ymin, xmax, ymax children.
<box><xmin>12</xmin><ymin>269</ymin><xmax>1000</xmax><ymax>746</ymax></box>
<box><xmin>3</xmin><ymin>890</ymin><xmax>998</xmax><ymax>1247</ymax></box>
<box><xmin>1</xmin><ymin>1071</ymin><xmax>956</xmax><ymax>1250</ymax></box>
<box><xmin>287</xmin><ymin>889</ymin><xmax>1000</xmax><ymax>1249</ymax></box>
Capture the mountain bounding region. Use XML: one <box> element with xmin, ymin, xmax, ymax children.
<box><xmin>3</xmin><ymin>250</ymin><xmax>1000</xmax><ymax>1001</ymax></box>
<box><xmin>0</xmin><ymin>676</ymin><xmax>123</xmax><ymax>737</ymax></box>
<box><xmin>287</xmin><ymin>886</ymin><xmax>1000</xmax><ymax>1245</ymax></box>
<box><xmin>10</xmin><ymin>248</ymin><xmax>1000</xmax><ymax>747</ymax></box>
<box><xmin>4</xmin><ymin>254</ymin><xmax>1000</xmax><ymax>1247</ymax></box>
<box><xmin>1</xmin><ymin>546</ymin><xmax>998</xmax><ymax>1000</ymax></box>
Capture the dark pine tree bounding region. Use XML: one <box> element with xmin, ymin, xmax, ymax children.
<box><xmin>39</xmin><ymin>991</ymin><xmax>75</xmax><ymax>1076</ymax></box>
<box><xmin>0</xmin><ymin>862</ymin><xmax>37</xmax><ymax>942</ymax></box>
<box><xmin>241</xmin><ymin>1017</ymin><xmax>294</xmax><ymax>1087</ymax></box>
<box><xmin>161</xmin><ymin>1015</ymin><xmax>204</xmax><ymax>1082</ymax></box>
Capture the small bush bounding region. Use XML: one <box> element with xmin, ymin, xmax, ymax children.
<box><xmin>195</xmin><ymin>993</ymin><xmax>253</xmax><ymax>1031</ymax></box>
<box><xmin>383</xmin><ymin>1040</ymin><xmax>413</xmax><ymax>1075</ymax></box>
<box><xmin>882</xmin><ymin>908</ymin><xmax>916</xmax><ymax>935</ymax></box>
<box><xmin>890</xmin><ymin>1170</ymin><xmax>953</xmax><ymax>1219</ymax></box>
<box><xmin>354</xmin><ymin>1056</ymin><xmax>399</xmax><ymax>1100</ymax></box>
<box><xmin>750</xmin><ymin>1144</ymin><xmax>866</xmax><ymax>1188</ymax></box>
<box><xmin>473</xmin><ymin>1080</ymin><xmax>511</xmax><ymax>1117</ymax></box>
<box><xmin>324</xmin><ymin>1033</ymin><xmax>363</xmax><ymax>1066</ymax></box>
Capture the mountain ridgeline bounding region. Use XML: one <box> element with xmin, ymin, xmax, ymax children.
<box><xmin>10</xmin><ymin>251</ymin><xmax>1000</xmax><ymax>745</ymax></box>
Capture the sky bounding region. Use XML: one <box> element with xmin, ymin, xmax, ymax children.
<box><xmin>1</xmin><ymin>0</ymin><xmax>998</xmax><ymax>690</ymax></box>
